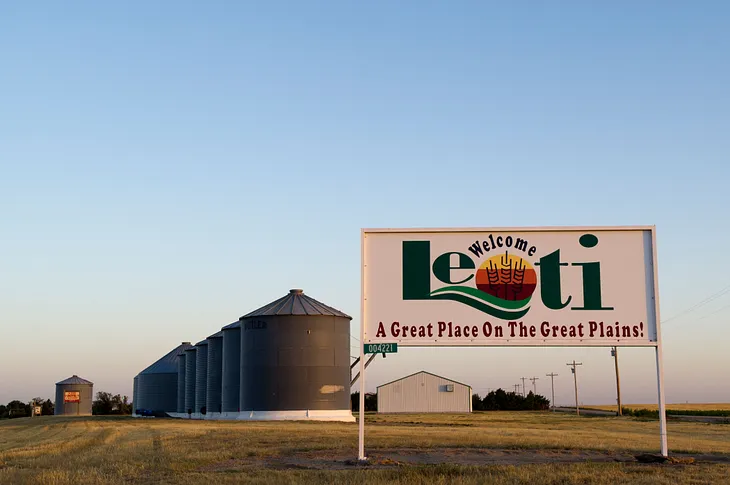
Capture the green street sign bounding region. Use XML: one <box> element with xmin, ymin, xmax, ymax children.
<box><xmin>364</xmin><ymin>343</ymin><xmax>398</xmax><ymax>354</ymax></box>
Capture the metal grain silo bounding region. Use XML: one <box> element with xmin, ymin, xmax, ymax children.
<box><xmin>136</xmin><ymin>342</ymin><xmax>192</xmax><ymax>415</ymax></box>
<box><xmin>238</xmin><ymin>289</ymin><xmax>354</xmax><ymax>421</ymax></box>
<box><xmin>176</xmin><ymin>344</ymin><xmax>192</xmax><ymax>414</ymax></box>
<box><xmin>195</xmin><ymin>340</ymin><xmax>208</xmax><ymax>415</ymax></box>
<box><xmin>206</xmin><ymin>331</ymin><xmax>224</xmax><ymax>416</ymax></box>
<box><xmin>221</xmin><ymin>321</ymin><xmax>241</xmax><ymax>415</ymax></box>
<box><xmin>184</xmin><ymin>347</ymin><xmax>197</xmax><ymax>415</ymax></box>
<box><xmin>55</xmin><ymin>375</ymin><xmax>93</xmax><ymax>416</ymax></box>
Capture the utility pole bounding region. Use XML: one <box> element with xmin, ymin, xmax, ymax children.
<box><xmin>566</xmin><ymin>360</ymin><xmax>583</xmax><ymax>415</ymax></box>
<box><xmin>520</xmin><ymin>377</ymin><xmax>527</xmax><ymax>397</ymax></box>
<box><xmin>529</xmin><ymin>377</ymin><xmax>539</xmax><ymax>395</ymax></box>
<box><xmin>612</xmin><ymin>347</ymin><xmax>622</xmax><ymax>416</ymax></box>
<box><xmin>513</xmin><ymin>384</ymin><xmax>520</xmax><ymax>394</ymax></box>
<box><xmin>546</xmin><ymin>373</ymin><xmax>558</xmax><ymax>410</ymax></box>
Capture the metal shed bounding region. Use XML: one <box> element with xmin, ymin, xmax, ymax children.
<box><xmin>135</xmin><ymin>342</ymin><xmax>192</xmax><ymax>415</ymax></box>
<box><xmin>221</xmin><ymin>320</ymin><xmax>241</xmax><ymax>415</ymax></box>
<box><xmin>377</xmin><ymin>371</ymin><xmax>472</xmax><ymax>414</ymax></box>
<box><xmin>206</xmin><ymin>330</ymin><xmax>224</xmax><ymax>416</ymax></box>
<box><xmin>55</xmin><ymin>375</ymin><xmax>93</xmax><ymax>416</ymax></box>
<box><xmin>195</xmin><ymin>340</ymin><xmax>208</xmax><ymax>415</ymax></box>
<box><xmin>238</xmin><ymin>289</ymin><xmax>354</xmax><ymax>421</ymax></box>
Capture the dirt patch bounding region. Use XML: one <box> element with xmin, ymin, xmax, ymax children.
<box><xmin>196</xmin><ymin>447</ymin><xmax>730</xmax><ymax>472</ymax></box>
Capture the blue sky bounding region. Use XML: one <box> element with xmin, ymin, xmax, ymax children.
<box><xmin>1</xmin><ymin>1</ymin><xmax>729</xmax><ymax>406</ymax></box>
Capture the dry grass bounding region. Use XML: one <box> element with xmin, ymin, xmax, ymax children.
<box><xmin>590</xmin><ymin>403</ymin><xmax>730</xmax><ymax>412</ymax></box>
<box><xmin>0</xmin><ymin>412</ymin><xmax>728</xmax><ymax>484</ymax></box>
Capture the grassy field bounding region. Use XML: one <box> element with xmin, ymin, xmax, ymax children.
<box><xmin>590</xmin><ymin>403</ymin><xmax>730</xmax><ymax>412</ymax></box>
<box><xmin>0</xmin><ymin>412</ymin><xmax>728</xmax><ymax>484</ymax></box>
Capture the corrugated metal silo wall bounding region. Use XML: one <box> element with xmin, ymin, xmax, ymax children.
<box><xmin>137</xmin><ymin>373</ymin><xmax>177</xmax><ymax>412</ymax></box>
<box><xmin>184</xmin><ymin>349</ymin><xmax>197</xmax><ymax>413</ymax></box>
<box><xmin>206</xmin><ymin>336</ymin><xmax>223</xmax><ymax>414</ymax></box>
<box><xmin>221</xmin><ymin>326</ymin><xmax>241</xmax><ymax>412</ymax></box>
<box><xmin>54</xmin><ymin>384</ymin><xmax>94</xmax><ymax>416</ymax></box>
<box><xmin>240</xmin><ymin>315</ymin><xmax>350</xmax><ymax>411</ymax></box>
<box><xmin>133</xmin><ymin>375</ymin><xmax>138</xmax><ymax>413</ymax></box>
<box><xmin>195</xmin><ymin>343</ymin><xmax>208</xmax><ymax>414</ymax></box>
<box><xmin>176</xmin><ymin>354</ymin><xmax>186</xmax><ymax>413</ymax></box>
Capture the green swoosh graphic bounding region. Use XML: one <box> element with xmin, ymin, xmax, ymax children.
<box><xmin>429</xmin><ymin>286</ymin><xmax>531</xmax><ymax>320</ymax></box>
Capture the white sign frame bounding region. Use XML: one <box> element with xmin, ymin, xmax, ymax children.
<box><xmin>357</xmin><ymin>226</ymin><xmax>667</xmax><ymax>460</ymax></box>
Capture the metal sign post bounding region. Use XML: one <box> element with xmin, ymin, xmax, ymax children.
<box><xmin>358</xmin><ymin>235</ymin><xmax>367</xmax><ymax>461</ymax></box>
<box><xmin>652</xmin><ymin>229</ymin><xmax>668</xmax><ymax>457</ymax></box>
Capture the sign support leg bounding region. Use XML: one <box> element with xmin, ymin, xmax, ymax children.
<box><xmin>357</xmin><ymin>325</ymin><xmax>366</xmax><ymax>460</ymax></box>
<box><xmin>656</xmin><ymin>344</ymin><xmax>668</xmax><ymax>457</ymax></box>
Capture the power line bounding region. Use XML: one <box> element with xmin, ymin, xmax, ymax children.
<box><xmin>662</xmin><ymin>284</ymin><xmax>730</xmax><ymax>325</ymax></box>
<box><xmin>698</xmin><ymin>301</ymin><xmax>730</xmax><ymax>320</ymax></box>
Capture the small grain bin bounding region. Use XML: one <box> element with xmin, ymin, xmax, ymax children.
<box><xmin>221</xmin><ymin>321</ymin><xmax>241</xmax><ymax>415</ymax></box>
<box><xmin>55</xmin><ymin>375</ymin><xmax>93</xmax><ymax>416</ymax></box>
<box><xmin>184</xmin><ymin>347</ymin><xmax>197</xmax><ymax>415</ymax></box>
<box><xmin>135</xmin><ymin>342</ymin><xmax>192</xmax><ymax>415</ymax></box>
<box><xmin>238</xmin><ymin>289</ymin><xmax>354</xmax><ymax>421</ymax></box>
<box><xmin>206</xmin><ymin>331</ymin><xmax>224</xmax><ymax>416</ymax></box>
<box><xmin>195</xmin><ymin>340</ymin><xmax>208</xmax><ymax>415</ymax></box>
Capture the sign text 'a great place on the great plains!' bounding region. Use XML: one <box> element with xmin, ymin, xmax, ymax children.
<box><xmin>362</xmin><ymin>228</ymin><xmax>658</xmax><ymax>347</ymax></box>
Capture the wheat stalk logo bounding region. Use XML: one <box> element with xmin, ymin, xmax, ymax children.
<box><xmin>429</xmin><ymin>250</ymin><xmax>537</xmax><ymax>320</ymax></box>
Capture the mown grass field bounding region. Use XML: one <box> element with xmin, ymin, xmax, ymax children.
<box><xmin>590</xmin><ymin>403</ymin><xmax>730</xmax><ymax>412</ymax></box>
<box><xmin>0</xmin><ymin>412</ymin><xmax>728</xmax><ymax>484</ymax></box>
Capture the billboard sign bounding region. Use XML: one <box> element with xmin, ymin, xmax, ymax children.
<box><xmin>362</xmin><ymin>227</ymin><xmax>659</xmax><ymax>347</ymax></box>
<box><xmin>64</xmin><ymin>391</ymin><xmax>80</xmax><ymax>403</ymax></box>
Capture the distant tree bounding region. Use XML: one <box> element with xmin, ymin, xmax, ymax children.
<box><xmin>471</xmin><ymin>393</ymin><xmax>485</xmax><ymax>411</ymax></box>
<box><xmin>41</xmin><ymin>398</ymin><xmax>55</xmax><ymax>416</ymax></box>
<box><xmin>29</xmin><ymin>397</ymin><xmax>54</xmax><ymax>416</ymax></box>
<box><xmin>7</xmin><ymin>400</ymin><xmax>30</xmax><ymax>419</ymax></box>
<box><xmin>480</xmin><ymin>388</ymin><xmax>550</xmax><ymax>411</ymax></box>
<box><xmin>93</xmin><ymin>392</ymin><xmax>115</xmax><ymax>415</ymax></box>
<box><xmin>92</xmin><ymin>392</ymin><xmax>133</xmax><ymax>415</ymax></box>
<box><xmin>351</xmin><ymin>392</ymin><xmax>377</xmax><ymax>412</ymax></box>
<box><xmin>0</xmin><ymin>404</ymin><xmax>7</xmax><ymax>419</ymax></box>
<box><xmin>119</xmin><ymin>396</ymin><xmax>132</xmax><ymax>415</ymax></box>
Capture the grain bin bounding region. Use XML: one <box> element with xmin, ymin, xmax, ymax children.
<box><xmin>55</xmin><ymin>375</ymin><xmax>93</xmax><ymax>416</ymax></box>
<box><xmin>221</xmin><ymin>321</ymin><xmax>241</xmax><ymax>415</ymax></box>
<box><xmin>195</xmin><ymin>340</ymin><xmax>208</xmax><ymax>415</ymax></box>
<box><xmin>176</xmin><ymin>345</ymin><xmax>191</xmax><ymax>414</ymax></box>
<box><xmin>238</xmin><ymin>289</ymin><xmax>354</xmax><ymax>421</ymax></box>
<box><xmin>136</xmin><ymin>342</ymin><xmax>192</xmax><ymax>415</ymax></box>
<box><xmin>184</xmin><ymin>347</ymin><xmax>197</xmax><ymax>415</ymax></box>
<box><xmin>206</xmin><ymin>331</ymin><xmax>224</xmax><ymax>416</ymax></box>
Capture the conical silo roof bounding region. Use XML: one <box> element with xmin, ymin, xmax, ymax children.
<box><xmin>222</xmin><ymin>320</ymin><xmax>240</xmax><ymax>330</ymax></box>
<box><xmin>56</xmin><ymin>375</ymin><xmax>93</xmax><ymax>385</ymax></box>
<box><xmin>207</xmin><ymin>330</ymin><xmax>224</xmax><ymax>339</ymax></box>
<box><xmin>140</xmin><ymin>342</ymin><xmax>193</xmax><ymax>375</ymax></box>
<box><xmin>240</xmin><ymin>289</ymin><xmax>352</xmax><ymax>319</ymax></box>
